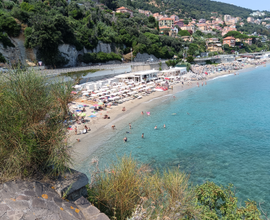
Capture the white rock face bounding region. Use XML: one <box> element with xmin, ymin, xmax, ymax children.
<box><xmin>58</xmin><ymin>44</ymin><xmax>81</xmax><ymax>67</ymax></box>
<box><xmin>1</xmin><ymin>35</ymin><xmax>114</xmax><ymax>67</ymax></box>
<box><xmin>59</xmin><ymin>41</ymin><xmax>114</xmax><ymax>67</ymax></box>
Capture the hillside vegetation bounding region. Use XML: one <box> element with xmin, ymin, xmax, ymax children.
<box><xmin>117</xmin><ymin>0</ymin><xmax>254</xmax><ymax>19</ymax></box>
<box><xmin>0</xmin><ymin>0</ymin><xmax>184</xmax><ymax>67</ymax></box>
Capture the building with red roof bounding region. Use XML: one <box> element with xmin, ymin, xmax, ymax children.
<box><xmin>116</xmin><ymin>7</ymin><xmax>133</xmax><ymax>17</ymax></box>
<box><xmin>223</xmin><ymin>36</ymin><xmax>236</xmax><ymax>47</ymax></box>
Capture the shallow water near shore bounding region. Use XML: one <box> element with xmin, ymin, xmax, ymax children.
<box><xmin>76</xmin><ymin>65</ymin><xmax>270</xmax><ymax>212</ymax></box>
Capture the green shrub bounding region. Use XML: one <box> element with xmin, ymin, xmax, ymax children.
<box><xmin>0</xmin><ymin>52</ymin><xmax>6</xmax><ymax>63</ymax></box>
<box><xmin>0</xmin><ymin>69</ymin><xmax>75</xmax><ymax>181</ymax></box>
<box><xmin>88</xmin><ymin>156</ymin><xmax>200</xmax><ymax>220</ymax></box>
<box><xmin>88</xmin><ymin>156</ymin><xmax>262</xmax><ymax>220</ymax></box>
<box><xmin>0</xmin><ymin>32</ymin><xmax>15</xmax><ymax>48</ymax></box>
<box><xmin>79</xmin><ymin>52</ymin><xmax>122</xmax><ymax>63</ymax></box>
<box><xmin>0</xmin><ymin>14</ymin><xmax>21</xmax><ymax>37</ymax></box>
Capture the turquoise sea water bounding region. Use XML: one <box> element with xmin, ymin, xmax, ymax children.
<box><xmin>76</xmin><ymin>65</ymin><xmax>270</xmax><ymax>212</ymax></box>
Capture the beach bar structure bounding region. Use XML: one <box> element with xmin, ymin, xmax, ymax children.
<box><xmin>115</xmin><ymin>70</ymin><xmax>159</xmax><ymax>82</ymax></box>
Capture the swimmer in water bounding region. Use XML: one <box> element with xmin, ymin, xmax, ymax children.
<box><xmin>154</xmin><ymin>125</ymin><xmax>157</xmax><ymax>130</ymax></box>
<box><xmin>126</xmin><ymin>131</ymin><xmax>130</xmax><ymax>134</ymax></box>
<box><xmin>141</xmin><ymin>111</ymin><xmax>144</xmax><ymax>115</ymax></box>
<box><xmin>173</xmin><ymin>96</ymin><xmax>175</xmax><ymax>99</ymax></box>
<box><xmin>129</xmin><ymin>123</ymin><xmax>132</xmax><ymax>129</ymax></box>
<box><xmin>164</xmin><ymin>124</ymin><xmax>166</xmax><ymax>128</ymax></box>
<box><xmin>123</xmin><ymin>137</ymin><xmax>127</xmax><ymax>142</ymax></box>
<box><xmin>187</xmin><ymin>112</ymin><xmax>190</xmax><ymax>115</ymax></box>
<box><xmin>142</xmin><ymin>133</ymin><xmax>144</xmax><ymax>138</ymax></box>
<box><xmin>112</xmin><ymin>125</ymin><xmax>115</xmax><ymax>130</ymax></box>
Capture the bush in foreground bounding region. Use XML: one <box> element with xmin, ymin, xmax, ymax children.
<box><xmin>88</xmin><ymin>156</ymin><xmax>262</xmax><ymax>220</ymax></box>
<box><xmin>0</xmin><ymin>68</ymin><xmax>75</xmax><ymax>181</ymax></box>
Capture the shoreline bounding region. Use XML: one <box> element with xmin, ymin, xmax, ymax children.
<box><xmin>69</xmin><ymin>62</ymin><xmax>268</xmax><ymax>167</ymax></box>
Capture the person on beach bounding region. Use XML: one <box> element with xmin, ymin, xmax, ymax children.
<box><xmin>205</xmin><ymin>81</ymin><xmax>207</xmax><ymax>85</ymax></box>
<box><xmin>197</xmin><ymin>82</ymin><xmax>199</xmax><ymax>87</ymax></box>
<box><xmin>201</xmin><ymin>82</ymin><xmax>203</xmax><ymax>86</ymax></box>
<box><xmin>76</xmin><ymin>139</ymin><xmax>80</xmax><ymax>142</ymax></box>
<box><xmin>112</xmin><ymin>125</ymin><xmax>115</xmax><ymax>130</ymax></box>
<box><xmin>75</xmin><ymin>126</ymin><xmax>77</xmax><ymax>135</ymax></box>
<box><xmin>142</xmin><ymin>133</ymin><xmax>144</xmax><ymax>138</ymax></box>
<box><xmin>122</xmin><ymin>107</ymin><xmax>126</xmax><ymax>111</ymax></box>
<box><xmin>129</xmin><ymin>123</ymin><xmax>132</xmax><ymax>129</ymax></box>
<box><xmin>154</xmin><ymin>125</ymin><xmax>157</xmax><ymax>130</ymax></box>
<box><xmin>141</xmin><ymin>111</ymin><xmax>144</xmax><ymax>115</ymax></box>
<box><xmin>123</xmin><ymin>137</ymin><xmax>127</xmax><ymax>142</ymax></box>
<box><xmin>164</xmin><ymin>124</ymin><xmax>166</xmax><ymax>128</ymax></box>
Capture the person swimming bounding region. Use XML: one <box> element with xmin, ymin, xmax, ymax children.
<box><xmin>154</xmin><ymin>125</ymin><xmax>157</xmax><ymax>129</ymax></box>
<box><xmin>141</xmin><ymin>111</ymin><xmax>144</xmax><ymax>115</ymax></box>
<box><xmin>142</xmin><ymin>133</ymin><xmax>144</xmax><ymax>138</ymax></box>
<box><xmin>163</xmin><ymin>124</ymin><xmax>166</xmax><ymax>128</ymax></box>
<box><xmin>123</xmin><ymin>137</ymin><xmax>127</xmax><ymax>142</ymax></box>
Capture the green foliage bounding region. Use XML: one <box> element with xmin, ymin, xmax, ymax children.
<box><xmin>78</xmin><ymin>52</ymin><xmax>122</xmax><ymax>63</ymax></box>
<box><xmin>224</xmin><ymin>31</ymin><xmax>249</xmax><ymax>39</ymax></box>
<box><xmin>88</xmin><ymin>156</ymin><xmax>262</xmax><ymax>220</ymax></box>
<box><xmin>188</xmin><ymin>43</ymin><xmax>200</xmax><ymax>56</ymax></box>
<box><xmin>196</xmin><ymin>182</ymin><xmax>261</xmax><ymax>219</ymax></box>
<box><xmin>178</xmin><ymin>29</ymin><xmax>191</xmax><ymax>36</ymax></box>
<box><xmin>0</xmin><ymin>32</ymin><xmax>14</xmax><ymax>48</ymax></box>
<box><xmin>0</xmin><ymin>14</ymin><xmax>21</xmax><ymax>37</ymax></box>
<box><xmin>0</xmin><ymin>69</ymin><xmax>74</xmax><ymax>181</ymax></box>
<box><xmin>187</xmin><ymin>55</ymin><xmax>194</xmax><ymax>63</ymax></box>
<box><xmin>0</xmin><ymin>52</ymin><xmax>6</xmax><ymax>63</ymax></box>
<box><xmin>88</xmin><ymin>156</ymin><xmax>200</xmax><ymax>220</ymax></box>
<box><xmin>165</xmin><ymin>58</ymin><xmax>181</xmax><ymax>67</ymax></box>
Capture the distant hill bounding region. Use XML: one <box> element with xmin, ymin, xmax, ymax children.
<box><xmin>117</xmin><ymin>0</ymin><xmax>254</xmax><ymax>19</ymax></box>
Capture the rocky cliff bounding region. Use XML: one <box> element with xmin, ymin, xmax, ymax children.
<box><xmin>0</xmin><ymin>35</ymin><xmax>115</xmax><ymax>67</ymax></box>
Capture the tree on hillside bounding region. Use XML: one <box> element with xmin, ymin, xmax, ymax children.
<box><xmin>178</xmin><ymin>30</ymin><xmax>191</xmax><ymax>36</ymax></box>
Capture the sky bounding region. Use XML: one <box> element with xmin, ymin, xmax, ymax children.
<box><xmin>216</xmin><ymin>0</ymin><xmax>269</xmax><ymax>11</ymax></box>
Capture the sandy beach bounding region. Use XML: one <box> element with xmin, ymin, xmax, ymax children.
<box><xmin>68</xmin><ymin>61</ymin><xmax>268</xmax><ymax>167</ymax></box>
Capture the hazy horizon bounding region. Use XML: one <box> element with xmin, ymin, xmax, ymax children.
<box><xmin>215</xmin><ymin>0</ymin><xmax>269</xmax><ymax>11</ymax></box>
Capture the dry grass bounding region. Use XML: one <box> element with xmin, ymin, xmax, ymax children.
<box><xmin>88</xmin><ymin>155</ymin><xmax>200</xmax><ymax>220</ymax></box>
<box><xmin>0</xmin><ymin>68</ymin><xmax>75</xmax><ymax>181</ymax></box>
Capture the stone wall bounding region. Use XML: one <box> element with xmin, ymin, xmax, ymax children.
<box><xmin>132</xmin><ymin>62</ymin><xmax>168</xmax><ymax>72</ymax></box>
<box><xmin>134</xmin><ymin>52</ymin><xmax>159</xmax><ymax>62</ymax></box>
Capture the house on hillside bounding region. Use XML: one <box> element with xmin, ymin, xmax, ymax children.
<box><xmin>138</xmin><ymin>9</ymin><xmax>152</xmax><ymax>17</ymax></box>
<box><xmin>206</xmin><ymin>39</ymin><xmax>223</xmax><ymax>52</ymax></box>
<box><xmin>181</xmin><ymin>24</ymin><xmax>196</xmax><ymax>33</ymax></box>
<box><xmin>170</xmin><ymin>15</ymin><xmax>179</xmax><ymax>21</ymax></box>
<box><xmin>223</xmin><ymin>36</ymin><xmax>236</xmax><ymax>47</ymax></box>
<box><xmin>174</xmin><ymin>19</ymin><xmax>184</xmax><ymax>27</ymax></box>
<box><xmin>244</xmin><ymin>38</ymin><xmax>253</xmax><ymax>45</ymax></box>
<box><xmin>159</xmin><ymin>18</ymin><xmax>174</xmax><ymax>28</ymax></box>
<box><xmin>247</xmin><ymin>17</ymin><xmax>254</xmax><ymax>23</ymax></box>
<box><xmin>181</xmin><ymin>36</ymin><xmax>193</xmax><ymax>42</ymax></box>
<box><xmin>116</xmin><ymin>7</ymin><xmax>133</xmax><ymax>17</ymax></box>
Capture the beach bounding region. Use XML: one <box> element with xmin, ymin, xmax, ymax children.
<box><xmin>68</xmin><ymin>60</ymin><xmax>268</xmax><ymax>167</ymax></box>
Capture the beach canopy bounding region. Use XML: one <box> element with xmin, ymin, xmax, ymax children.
<box><xmin>93</xmin><ymin>104</ymin><xmax>99</xmax><ymax>107</ymax></box>
<box><xmin>89</xmin><ymin>115</ymin><xmax>96</xmax><ymax>118</ymax></box>
<box><xmin>78</xmin><ymin>112</ymin><xmax>86</xmax><ymax>117</ymax></box>
<box><xmin>98</xmin><ymin>102</ymin><xmax>104</xmax><ymax>105</ymax></box>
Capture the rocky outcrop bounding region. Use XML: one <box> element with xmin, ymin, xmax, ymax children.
<box><xmin>0</xmin><ymin>33</ymin><xmax>37</xmax><ymax>65</ymax></box>
<box><xmin>1</xmin><ymin>35</ymin><xmax>117</xmax><ymax>67</ymax></box>
<box><xmin>0</xmin><ymin>172</ymin><xmax>110</xmax><ymax>220</ymax></box>
<box><xmin>58</xmin><ymin>41</ymin><xmax>115</xmax><ymax>67</ymax></box>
